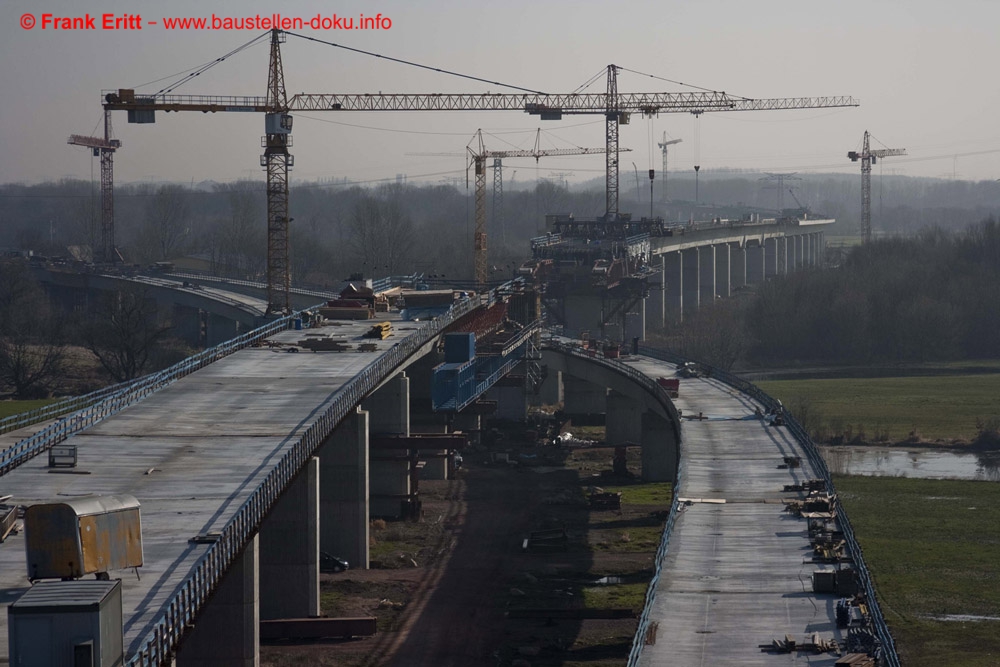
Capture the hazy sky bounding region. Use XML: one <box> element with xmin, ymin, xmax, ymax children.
<box><xmin>3</xmin><ymin>0</ymin><xmax>1000</xmax><ymax>187</ymax></box>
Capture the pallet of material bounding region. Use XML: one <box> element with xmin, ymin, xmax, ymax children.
<box><xmin>588</xmin><ymin>492</ymin><xmax>622</xmax><ymax>510</ymax></box>
<box><xmin>835</xmin><ymin>654</ymin><xmax>875</xmax><ymax>667</ymax></box>
<box><xmin>365</xmin><ymin>321</ymin><xmax>392</xmax><ymax>339</ymax></box>
<box><xmin>297</xmin><ymin>338</ymin><xmax>351</xmax><ymax>351</ymax></box>
<box><xmin>319</xmin><ymin>306</ymin><xmax>374</xmax><ymax>320</ymax></box>
<box><xmin>523</xmin><ymin>528</ymin><xmax>568</xmax><ymax>552</ymax></box>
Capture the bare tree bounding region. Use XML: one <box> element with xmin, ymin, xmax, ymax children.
<box><xmin>82</xmin><ymin>286</ymin><xmax>171</xmax><ymax>382</ymax></box>
<box><xmin>142</xmin><ymin>184</ymin><xmax>191</xmax><ymax>261</ymax></box>
<box><xmin>349</xmin><ymin>187</ymin><xmax>415</xmax><ymax>276</ymax></box>
<box><xmin>0</xmin><ymin>262</ymin><xmax>65</xmax><ymax>398</ymax></box>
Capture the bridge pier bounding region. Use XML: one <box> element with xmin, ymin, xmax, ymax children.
<box><xmin>730</xmin><ymin>243</ymin><xmax>747</xmax><ymax>290</ymax></box>
<box><xmin>606</xmin><ymin>391</ymin><xmax>642</xmax><ymax>445</ymax></box>
<box><xmin>363</xmin><ymin>373</ymin><xmax>412</xmax><ymax>518</ymax></box>
<box><xmin>207</xmin><ymin>312</ymin><xmax>242</xmax><ymax>347</ymax></box>
<box><xmin>260</xmin><ymin>456</ymin><xmax>320</xmax><ymax>619</ymax></box>
<box><xmin>682</xmin><ymin>247</ymin><xmax>700</xmax><ymax>316</ymax></box>
<box><xmin>319</xmin><ymin>408</ymin><xmax>370</xmax><ymax>570</ymax></box>
<box><xmin>698</xmin><ymin>245</ymin><xmax>716</xmax><ymax>306</ymax></box>
<box><xmin>664</xmin><ymin>250</ymin><xmax>683</xmax><ymax>323</ymax></box>
<box><xmin>778</xmin><ymin>237</ymin><xmax>789</xmax><ymax>275</ymax></box>
<box><xmin>640</xmin><ymin>412</ymin><xmax>677</xmax><ymax>482</ymax></box>
<box><xmin>764</xmin><ymin>238</ymin><xmax>779</xmax><ymax>279</ymax></box>
<box><xmin>747</xmin><ymin>243</ymin><xmax>765</xmax><ymax>284</ymax></box>
<box><xmin>174</xmin><ymin>537</ymin><xmax>259</xmax><ymax>667</ymax></box>
<box><xmin>647</xmin><ymin>256</ymin><xmax>666</xmax><ymax>331</ymax></box>
<box><xmin>714</xmin><ymin>242</ymin><xmax>730</xmax><ymax>298</ymax></box>
<box><xmin>563</xmin><ymin>376</ymin><xmax>607</xmax><ymax>419</ymax></box>
<box><xmin>537</xmin><ymin>368</ymin><xmax>563</xmax><ymax>406</ymax></box>
<box><xmin>488</xmin><ymin>369</ymin><xmax>529</xmax><ymax>421</ymax></box>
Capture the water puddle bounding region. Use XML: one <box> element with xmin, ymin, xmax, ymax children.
<box><xmin>820</xmin><ymin>446</ymin><xmax>1000</xmax><ymax>481</ymax></box>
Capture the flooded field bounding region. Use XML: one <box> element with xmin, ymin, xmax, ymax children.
<box><xmin>821</xmin><ymin>446</ymin><xmax>1000</xmax><ymax>481</ymax></box>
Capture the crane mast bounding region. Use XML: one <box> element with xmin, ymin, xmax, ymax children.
<box><xmin>848</xmin><ymin>130</ymin><xmax>905</xmax><ymax>243</ymax></box>
<box><xmin>102</xmin><ymin>29</ymin><xmax>858</xmax><ymax>305</ymax></box>
<box><xmin>262</xmin><ymin>30</ymin><xmax>294</xmax><ymax>315</ymax></box>
<box><xmin>465</xmin><ymin>129</ymin><xmax>623</xmax><ymax>284</ymax></box>
<box><xmin>68</xmin><ymin>111</ymin><xmax>122</xmax><ymax>263</ymax></box>
<box><xmin>657</xmin><ymin>133</ymin><xmax>682</xmax><ymax>204</ymax></box>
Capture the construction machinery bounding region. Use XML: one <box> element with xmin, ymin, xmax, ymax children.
<box><xmin>848</xmin><ymin>131</ymin><xmax>905</xmax><ymax>243</ymax></box>
<box><xmin>67</xmin><ymin>111</ymin><xmax>123</xmax><ymax>263</ymax></box>
<box><xmin>102</xmin><ymin>29</ymin><xmax>858</xmax><ymax>312</ymax></box>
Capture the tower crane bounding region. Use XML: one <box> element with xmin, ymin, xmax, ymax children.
<box><xmin>848</xmin><ymin>130</ymin><xmax>905</xmax><ymax>243</ymax></box>
<box><xmin>67</xmin><ymin>111</ymin><xmax>122</xmax><ymax>263</ymax></box>
<box><xmin>102</xmin><ymin>29</ymin><xmax>858</xmax><ymax>310</ymax></box>
<box><xmin>412</xmin><ymin>129</ymin><xmax>623</xmax><ymax>282</ymax></box>
<box><xmin>657</xmin><ymin>133</ymin><xmax>682</xmax><ymax>204</ymax></box>
<box><xmin>462</xmin><ymin>130</ymin><xmax>622</xmax><ymax>283</ymax></box>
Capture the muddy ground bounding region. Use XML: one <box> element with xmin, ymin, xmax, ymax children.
<box><xmin>262</xmin><ymin>428</ymin><xmax>671</xmax><ymax>667</ymax></box>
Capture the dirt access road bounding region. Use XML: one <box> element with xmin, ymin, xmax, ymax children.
<box><xmin>263</xmin><ymin>444</ymin><xmax>668</xmax><ymax>667</ymax></box>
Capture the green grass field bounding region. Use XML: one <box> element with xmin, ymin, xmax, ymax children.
<box><xmin>0</xmin><ymin>398</ymin><xmax>60</xmax><ymax>421</ymax></box>
<box><xmin>757</xmin><ymin>374</ymin><xmax>1000</xmax><ymax>442</ymax></box>
<box><xmin>836</xmin><ymin>476</ymin><xmax>1000</xmax><ymax>666</ymax></box>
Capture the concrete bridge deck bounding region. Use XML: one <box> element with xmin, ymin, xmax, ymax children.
<box><xmin>0</xmin><ymin>313</ymin><xmax>408</xmax><ymax>660</ymax></box>
<box><xmin>624</xmin><ymin>356</ymin><xmax>842</xmax><ymax>665</ymax></box>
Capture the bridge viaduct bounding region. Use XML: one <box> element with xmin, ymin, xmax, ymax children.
<box><xmin>1</xmin><ymin>231</ymin><xmax>897</xmax><ymax>665</ymax></box>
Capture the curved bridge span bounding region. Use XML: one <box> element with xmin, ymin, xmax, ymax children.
<box><xmin>0</xmin><ymin>299</ymin><xmax>895</xmax><ymax>665</ymax></box>
<box><xmin>543</xmin><ymin>341</ymin><xmax>898</xmax><ymax>666</ymax></box>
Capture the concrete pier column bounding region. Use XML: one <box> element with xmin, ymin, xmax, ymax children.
<box><xmin>788</xmin><ymin>235</ymin><xmax>798</xmax><ymax>270</ymax></box>
<box><xmin>605</xmin><ymin>391</ymin><xmax>642</xmax><ymax>446</ymax></box>
<box><xmin>807</xmin><ymin>233</ymin><xmax>816</xmax><ymax>266</ymax></box>
<box><xmin>563</xmin><ymin>376</ymin><xmax>607</xmax><ymax>417</ymax></box>
<box><xmin>647</xmin><ymin>256</ymin><xmax>666</xmax><ymax>331</ymax></box>
<box><xmin>206</xmin><ymin>312</ymin><xmax>240</xmax><ymax>347</ymax></box>
<box><xmin>318</xmin><ymin>408</ymin><xmax>370</xmax><ymax>570</ymax></box>
<box><xmin>730</xmin><ymin>243</ymin><xmax>747</xmax><ymax>290</ymax></box>
<box><xmin>564</xmin><ymin>294</ymin><xmax>605</xmax><ymax>339</ymax></box>
<box><xmin>363</xmin><ymin>373</ymin><xmax>411</xmax><ymax>518</ymax></box>
<box><xmin>538</xmin><ymin>368</ymin><xmax>563</xmax><ymax>406</ymax></box>
<box><xmin>764</xmin><ymin>238</ymin><xmax>779</xmax><ymax>278</ymax></box>
<box><xmin>778</xmin><ymin>237</ymin><xmax>789</xmax><ymax>275</ymax></box>
<box><xmin>260</xmin><ymin>456</ymin><xmax>319</xmax><ymax>620</ymax></box>
<box><xmin>489</xmin><ymin>372</ymin><xmax>529</xmax><ymax>421</ymax></box>
<box><xmin>682</xmin><ymin>247</ymin><xmax>700</xmax><ymax>315</ymax></box>
<box><xmin>664</xmin><ymin>250</ymin><xmax>683</xmax><ymax>322</ymax></box>
<box><xmin>640</xmin><ymin>412</ymin><xmax>677</xmax><ymax>483</ymax></box>
<box><xmin>714</xmin><ymin>243</ymin><xmax>731</xmax><ymax>298</ymax></box>
<box><xmin>175</xmin><ymin>537</ymin><xmax>259</xmax><ymax>667</ymax></box>
<box><xmin>699</xmin><ymin>245</ymin><xmax>716</xmax><ymax>305</ymax></box>
<box><xmin>818</xmin><ymin>231</ymin><xmax>825</xmax><ymax>266</ymax></box>
<box><xmin>747</xmin><ymin>243</ymin><xmax>766</xmax><ymax>284</ymax></box>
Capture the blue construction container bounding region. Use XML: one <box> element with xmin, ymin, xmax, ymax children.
<box><xmin>444</xmin><ymin>332</ymin><xmax>476</xmax><ymax>364</ymax></box>
<box><xmin>431</xmin><ymin>360</ymin><xmax>476</xmax><ymax>411</ymax></box>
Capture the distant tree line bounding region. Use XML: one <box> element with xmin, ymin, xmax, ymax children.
<box><xmin>3</xmin><ymin>173</ymin><xmax>1000</xmax><ymax>287</ymax></box>
<box><xmin>656</xmin><ymin>219</ymin><xmax>1000</xmax><ymax>369</ymax></box>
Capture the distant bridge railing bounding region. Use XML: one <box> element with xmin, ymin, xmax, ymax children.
<box><xmin>124</xmin><ymin>286</ymin><xmax>514</xmax><ymax>665</ymax></box>
<box><xmin>540</xmin><ymin>339</ymin><xmax>688</xmax><ymax>667</ymax></box>
<box><xmin>0</xmin><ymin>309</ymin><xmax>310</xmax><ymax>478</ymax></box>
<box><xmin>0</xmin><ymin>380</ymin><xmax>131</xmax><ymax>436</ymax></box>
<box><xmin>632</xmin><ymin>345</ymin><xmax>900</xmax><ymax>667</ymax></box>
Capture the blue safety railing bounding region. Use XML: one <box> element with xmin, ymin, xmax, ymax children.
<box><xmin>0</xmin><ymin>309</ymin><xmax>311</xmax><ymax>478</ymax></box>
<box><xmin>0</xmin><ymin>380</ymin><xmax>133</xmax><ymax>436</ymax></box>
<box><xmin>630</xmin><ymin>344</ymin><xmax>900</xmax><ymax>667</ymax></box>
<box><xmin>121</xmin><ymin>286</ymin><xmax>517</xmax><ymax>665</ymax></box>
